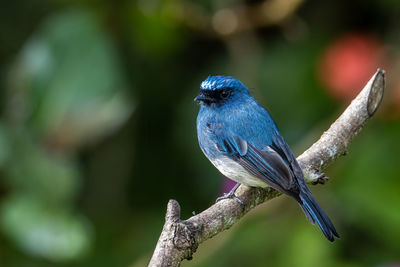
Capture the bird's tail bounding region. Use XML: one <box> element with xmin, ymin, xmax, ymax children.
<box><xmin>298</xmin><ymin>189</ymin><xmax>339</xmax><ymax>242</ymax></box>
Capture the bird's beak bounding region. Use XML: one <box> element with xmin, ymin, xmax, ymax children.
<box><xmin>194</xmin><ymin>95</ymin><xmax>202</xmax><ymax>102</ymax></box>
<box><xmin>194</xmin><ymin>93</ymin><xmax>213</xmax><ymax>103</ymax></box>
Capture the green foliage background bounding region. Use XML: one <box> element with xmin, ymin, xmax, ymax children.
<box><xmin>0</xmin><ymin>0</ymin><xmax>399</xmax><ymax>266</ymax></box>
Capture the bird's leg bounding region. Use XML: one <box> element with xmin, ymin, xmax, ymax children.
<box><xmin>216</xmin><ymin>183</ymin><xmax>245</xmax><ymax>206</ymax></box>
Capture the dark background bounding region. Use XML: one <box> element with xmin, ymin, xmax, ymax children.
<box><xmin>0</xmin><ymin>0</ymin><xmax>400</xmax><ymax>266</ymax></box>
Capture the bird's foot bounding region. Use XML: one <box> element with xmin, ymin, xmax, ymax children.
<box><xmin>216</xmin><ymin>183</ymin><xmax>245</xmax><ymax>207</ymax></box>
<box><xmin>312</xmin><ymin>173</ymin><xmax>329</xmax><ymax>185</ymax></box>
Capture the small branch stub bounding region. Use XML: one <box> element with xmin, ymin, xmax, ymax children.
<box><xmin>367</xmin><ymin>69</ymin><xmax>385</xmax><ymax>116</ymax></box>
<box><xmin>298</xmin><ymin>69</ymin><xmax>385</xmax><ymax>180</ymax></box>
<box><xmin>148</xmin><ymin>69</ymin><xmax>385</xmax><ymax>267</ymax></box>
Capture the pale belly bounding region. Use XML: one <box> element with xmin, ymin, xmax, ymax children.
<box><xmin>210</xmin><ymin>156</ymin><xmax>269</xmax><ymax>188</ymax></box>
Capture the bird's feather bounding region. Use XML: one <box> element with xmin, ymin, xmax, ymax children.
<box><xmin>215</xmin><ymin>133</ymin><xmax>299</xmax><ymax>197</ymax></box>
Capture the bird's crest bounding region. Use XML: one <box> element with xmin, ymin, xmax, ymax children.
<box><xmin>200</xmin><ymin>76</ymin><xmax>247</xmax><ymax>92</ymax></box>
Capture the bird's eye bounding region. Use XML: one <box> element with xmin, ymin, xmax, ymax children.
<box><xmin>220</xmin><ymin>90</ymin><xmax>231</xmax><ymax>99</ymax></box>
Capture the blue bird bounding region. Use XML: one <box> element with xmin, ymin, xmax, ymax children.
<box><xmin>195</xmin><ymin>75</ymin><xmax>339</xmax><ymax>242</ymax></box>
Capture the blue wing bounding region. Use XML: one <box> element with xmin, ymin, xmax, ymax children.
<box><xmin>216</xmin><ymin>132</ymin><xmax>300</xmax><ymax>197</ymax></box>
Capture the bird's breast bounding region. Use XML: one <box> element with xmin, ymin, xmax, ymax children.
<box><xmin>196</xmin><ymin>106</ymin><xmax>268</xmax><ymax>188</ymax></box>
<box><xmin>210</xmin><ymin>156</ymin><xmax>268</xmax><ymax>188</ymax></box>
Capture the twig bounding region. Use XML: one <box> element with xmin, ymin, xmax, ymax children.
<box><xmin>148</xmin><ymin>69</ymin><xmax>385</xmax><ymax>267</ymax></box>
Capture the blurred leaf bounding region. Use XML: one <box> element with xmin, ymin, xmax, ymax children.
<box><xmin>8</xmin><ymin>9</ymin><xmax>133</xmax><ymax>150</ymax></box>
<box><xmin>1</xmin><ymin>194</ymin><xmax>91</xmax><ymax>262</ymax></box>
<box><xmin>5</xmin><ymin>134</ymin><xmax>80</xmax><ymax>204</ymax></box>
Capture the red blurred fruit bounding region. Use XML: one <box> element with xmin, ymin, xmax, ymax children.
<box><xmin>318</xmin><ymin>34</ymin><xmax>385</xmax><ymax>101</ymax></box>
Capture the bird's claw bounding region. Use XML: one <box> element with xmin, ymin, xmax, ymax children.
<box><xmin>216</xmin><ymin>193</ymin><xmax>245</xmax><ymax>206</ymax></box>
<box><xmin>216</xmin><ymin>183</ymin><xmax>245</xmax><ymax>207</ymax></box>
<box><xmin>312</xmin><ymin>173</ymin><xmax>329</xmax><ymax>185</ymax></box>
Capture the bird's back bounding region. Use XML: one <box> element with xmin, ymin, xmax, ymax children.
<box><xmin>202</xmin><ymin>96</ymin><xmax>279</xmax><ymax>149</ymax></box>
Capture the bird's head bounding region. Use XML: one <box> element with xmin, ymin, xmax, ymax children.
<box><xmin>195</xmin><ymin>76</ymin><xmax>249</xmax><ymax>106</ymax></box>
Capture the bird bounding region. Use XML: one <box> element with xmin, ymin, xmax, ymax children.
<box><xmin>195</xmin><ymin>75</ymin><xmax>339</xmax><ymax>242</ymax></box>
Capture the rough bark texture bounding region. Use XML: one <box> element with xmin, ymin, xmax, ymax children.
<box><xmin>149</xmin><ymin>69</ymin><xmax>385</xmax><ymax>267</ymax></box>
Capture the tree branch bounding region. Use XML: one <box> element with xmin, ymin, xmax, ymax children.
<box><xmin>148</xmin><ymin>69</ymin><xmax>385</xmax><ymax>267</ymax></box>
